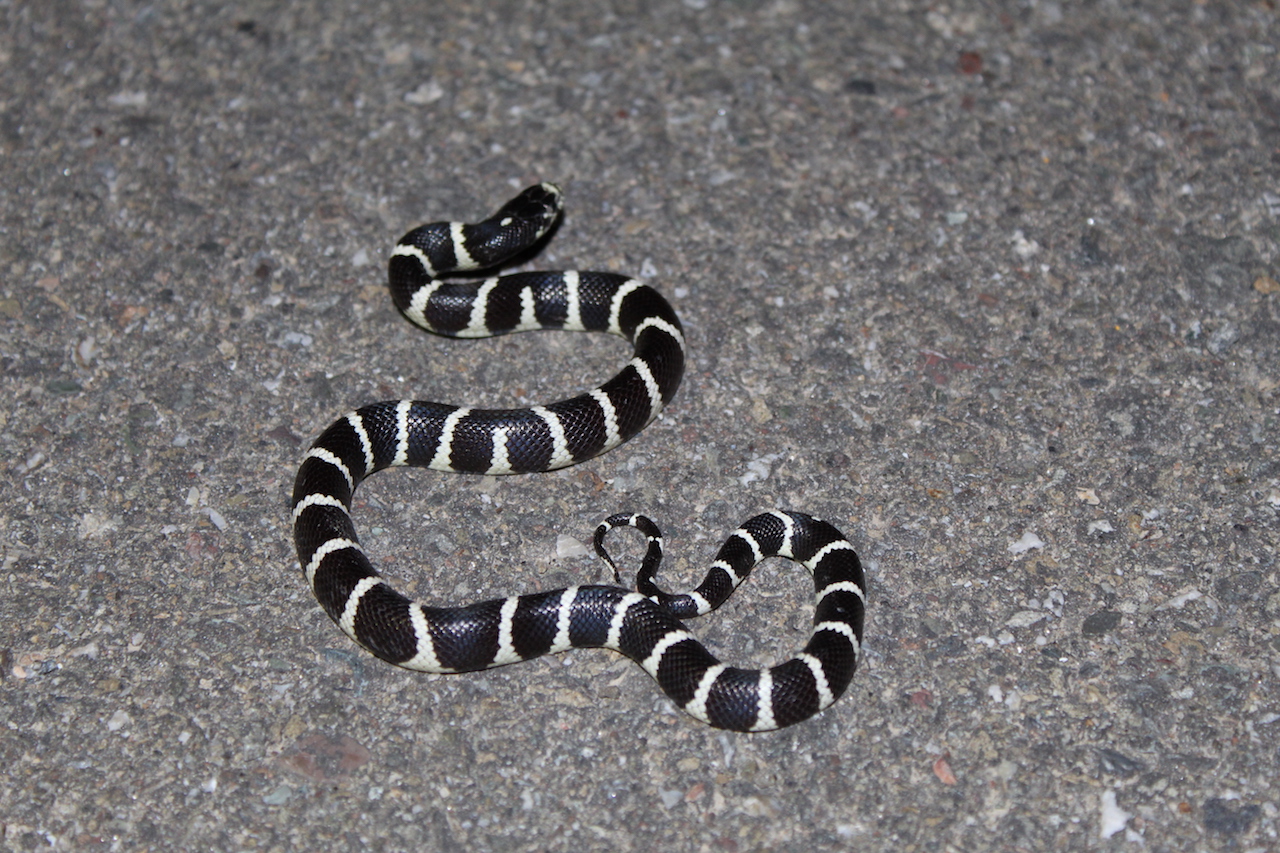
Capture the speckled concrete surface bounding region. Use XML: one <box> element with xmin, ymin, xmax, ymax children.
<box><xmin>2</xmin><ymin>1</ymin><xmax>1278</xmax><ymax>850</ymax></box>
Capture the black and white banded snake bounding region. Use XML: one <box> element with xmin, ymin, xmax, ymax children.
<box><xmin>291</xmin><ymin>183</ymin><xmax>866</xmax><ymax>731</ymax></box>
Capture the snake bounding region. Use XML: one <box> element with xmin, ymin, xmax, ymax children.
<box><xmin>290</xmin><ymin>183</ymin><xmax>866</xmax><ymax>731</ymax></box>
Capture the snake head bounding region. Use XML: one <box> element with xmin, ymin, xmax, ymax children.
<box><xmin>495</xmin><ymin>182</ymin><xmax>563</xmax><ymax>232</ymax></box>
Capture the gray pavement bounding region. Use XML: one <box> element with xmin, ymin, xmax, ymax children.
<box><xmin>2</xmin><ymin>1</ymin><xmax>1278</xmax><ymax>850</ymax></box>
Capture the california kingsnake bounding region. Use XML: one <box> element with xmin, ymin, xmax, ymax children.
<box><xmin>291</xmin><ymin>183</ymin><xmax>866</xmax><ymax>731</ymax></box>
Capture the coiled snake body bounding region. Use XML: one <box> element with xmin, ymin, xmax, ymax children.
<box><xmin>291</xmin><ymin>183</ymin><xmax>866</xmax><ymax>731</ymax></box>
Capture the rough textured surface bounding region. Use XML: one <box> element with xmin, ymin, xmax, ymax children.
<box><xmin>2</xmin><ymin>1</ymin><xmax>1278</xmax><ymax>850</ymax></box>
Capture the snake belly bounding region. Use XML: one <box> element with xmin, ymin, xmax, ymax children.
<box><xmin>291</xmin><ymin>183</ymin><xmax>866</xmax><ymax>731</ymax></box>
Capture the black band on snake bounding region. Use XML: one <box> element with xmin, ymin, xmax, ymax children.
<box><xmin>291</xmin><ymin>183</ymin><xmax>867</xmax><ymax>731</ymax></box>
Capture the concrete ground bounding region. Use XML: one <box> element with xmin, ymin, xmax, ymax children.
<box><xmin>2</xmin><ymin>1</ymin><xmax>1278</xmax><ymax>850</ymax></box>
